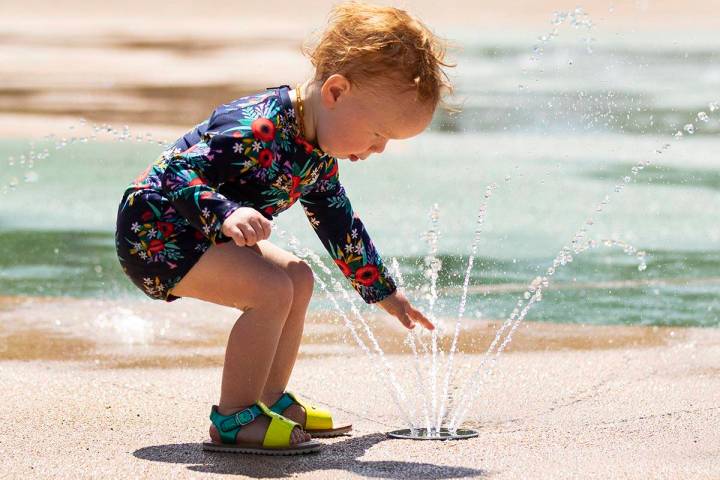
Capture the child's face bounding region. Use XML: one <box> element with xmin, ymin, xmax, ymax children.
<box><xmin>315</xmin><ymin>75</ymin><xmax>435</xmax><ymax>162</ymax></box>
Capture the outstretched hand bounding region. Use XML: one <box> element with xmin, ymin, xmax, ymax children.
<box><xmin>377</xmin><ymin>289</ymin><xmax>435</xmax><ymax>330</ymax></box>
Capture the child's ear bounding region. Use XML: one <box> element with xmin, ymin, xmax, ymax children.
<box><xmin>321</xmin><ymin>74</ymin><xmax>351</xmax><ymax>107</ymax></box>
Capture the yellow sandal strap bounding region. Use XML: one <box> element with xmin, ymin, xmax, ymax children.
<box><xmin>286</xmin><ymin>392</ymin><xmax>333</xmax><ymax>431</ymax></box>
<box><xmin>257</xmin><ymin>401</ymin><xmax>301</xmax><ymax>448</ymax></box>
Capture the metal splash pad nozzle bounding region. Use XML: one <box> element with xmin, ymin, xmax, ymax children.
<box><xmin>387</xmin><ymin>427</ymin><xmax>479</xmax><ymax>440</ymax></box>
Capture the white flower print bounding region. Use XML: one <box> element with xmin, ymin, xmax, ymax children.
<box><xmin>131</xmin><ymin>222</ymin><xmax>141</xmax><ymax>233</ymax></box>
<box><xmin>345</xmin><ymin>244</ymin><xmax>354</xmax><ymax>254</ymax></box>
<box><xmin>351</xmin><ymin>229</ymin><xmax>358</xmax><ymax>239</ymax></box>
<box><xmin>252</xmin><ymin>141</ymin><xmax>262</xmax><ymax>152</ymax></box>
<box><xmin>201</xmin><ymin>207</ymin><xmax>210</xmax><ymax>218</ymax></box>
<box><xmin>143</xmin><ymin>277</ymin><xmax>153</xmax><ymax>285</ymax></box>
<box><xmin>202</xmin><ymin>225</ymin><xmax>211</xmax><ymax>235</ymax></box>
<box><xmin>147</xmin><ymin>227</ymin><xmax>157</xmax><ymax>238</ymax></box>
<box><xmin>233</xmin><ymin>142</ymin><xmax>243</xmax><ymax>154</ymax></box>
<box><xmin>139</xmin><ymin>251</ymin><xmax>147</xmax><ymax>260</ymax></box>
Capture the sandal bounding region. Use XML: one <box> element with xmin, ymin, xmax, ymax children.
<box><xmin>269</xmin><ymin>391</ymin><xmax>352</xmax><ymax>438</ymax></box>
<box><xmin>202</xmin><ymin>401</ymin><xmax>322</xmax><ymax>455</ymax></box>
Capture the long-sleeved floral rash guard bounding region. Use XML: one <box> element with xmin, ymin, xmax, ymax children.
<box><xmin>114</xmin><ymin>85</ymin><xmax>397</xmax><ymax>304</ymax></box>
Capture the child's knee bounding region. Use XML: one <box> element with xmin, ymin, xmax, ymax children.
<box><xmin>287</xmin><ymin>260</ymin><xmax>314</xmax><ymax>302</ymax></box>
<box><xmin>248</xmin><ymin>268</ymin><xmax>294</xmax><ymax>314</ymax></box>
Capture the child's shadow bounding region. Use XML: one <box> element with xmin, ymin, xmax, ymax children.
<box><xmin>134</xmin><ymin>433</ymin><xmax>488</xmax><ymax>479</ymax></box>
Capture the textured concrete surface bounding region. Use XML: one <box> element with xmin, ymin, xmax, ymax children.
<box><xmin>2</xmin><ymin>322</ymin><xmax>719</xmax><ymax>479</ymax></box>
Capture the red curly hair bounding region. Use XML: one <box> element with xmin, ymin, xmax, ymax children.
<box><xmin>302</xmin><ymin>1</ymin><xmax>456</xmax><ymax>109</ymax></box>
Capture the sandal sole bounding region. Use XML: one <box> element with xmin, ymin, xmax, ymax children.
<box><xmin>202</xmin><ymin>440</ymin><xmax>322</xmax><ymax>455</ymax></box>
<box><xmin>306</xmin><ymin>425</ymin><xmax>353</xmax><ymax>438</ymax></box>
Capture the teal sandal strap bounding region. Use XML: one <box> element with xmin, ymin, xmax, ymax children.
<box><xmin>209</xmin><ymin>404</ymin><xmax>263</xmax><ymax>444</ymax></box>
<box><xmin>269</xmin><ymin>393</ymin><xmax>295</xmax><ymax>415</ymax></box>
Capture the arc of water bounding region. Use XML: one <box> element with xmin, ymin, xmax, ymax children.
<box><xmin>447</xmin><ymin>238</ymin><xmax>647</xmax><ymax>430</ymax></box>
<box><xmin>423</xmin><ymin>203</ymin><xmax>442</xmax><ymax>433</ymax></box>
<box><xmin>435</xmin><ymin>183</ymin><xmax>496</xmax><ymax>430</ymax></box>
<box><xmin>2</xmin><ymin>120</ymin><xmax>172</xmax><ymax>195</ymax></box>
<box><xmin>445</xmin><ymin>94</ymin><xmax>719</xmax><ymax>430</ymax></box>
<box><xmin>274</xmin><ymin>227</ymin><xmax>417</xmax><ymax>429</ymax></box>
<box><xmin>436</xmin><ymin>12</ymin><xmax>597</xmax><ymax>426</ymax></box>
<box><xmin>391</xmin><ymin>257</ymin><xmax>432</xmax><ymax>434</ymax></box>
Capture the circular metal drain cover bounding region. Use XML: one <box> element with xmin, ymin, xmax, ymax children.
<box><xmin>387</xmin><ymin>428</ymin><xmax>479</xmax><ymax>440</ymax></box>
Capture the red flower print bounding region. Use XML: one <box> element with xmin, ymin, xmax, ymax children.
<box><xmin>289</xmin><ymin>176</ymin><xmax>302</xmax><ymax>201</ymax></box>
<box><xmin>232</xmin><ymin>131</ymin><xmax>243</xmax><ymax>138</ymax></box>
<box><xmin>334</xmin><ymin>259</ymin><xmax>352</xmax><ymax>277</ymax></box>
<box><xmin>264</xmin><ymin>206</ymin><xmax>275</xmax><ymax>215</ymax></box>
<box><xmin>257</xmin><ymin>148</ymin><xmax>274</xmax><ymax>168</ymax></box>
<box><xmin>200</xmin><ymin>191</ymin><xmax>214</xmax><ymax>200</ymax></box>
<box><xmin>157</xmin><ymin>221</ymin><xmax>174</xmax><ymax>237</ymax></box>
<box><xmin>323</xmin><ymin>161</ymin><xmax>338</xmax><ymax>179</ymax></box>
<box><xmin>294</xmin><ymin>135</ymin><xmax>314</xmax><ymax>154</ymax></box>
<box><xmin>188</xmin><ymin>176</ymin><xmax>206</xmax><ymax>187</ymax></box>
<box><xmin>148</xmin><ymin>239</ymin><xmax>165</xmax><ymax>254</ymax></box>
<box><xmin>355</xmin><ymin>264</ymin><xmax>380</xmax><ymax>286</ymax></box>
<box><xmin>251</xmin><ymin>118</ymin><xmax>276</xmax><ymax>142</ymax></box>
<box><xmin>141</xmin><ymin>211</ymin><xmax>153</xmax><ymax>222</ymax></box>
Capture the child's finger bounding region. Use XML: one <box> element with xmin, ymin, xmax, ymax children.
<box><xmin>255</xmin><ymin>217</ymin><xmax>272</xmax><ymax>240</ymax></box>
<box><xmin>411</xmin><ymin>308</ymin><xmax>435</xmax><ymax>330</ymax></box>
<box><xmin>231</xmin><ymin>228</ymin><xmax>246</xmax><ymax>247</ymax></box>
<box><xmin>398</xmin><ymin>313</ymin><xmax>416</xmax><ymax>329</ymax></box>
<box><xmin>239</xmin><ymin>223</ymin><xmax>257</xmax><ymax>245</ymax></box>
<box><xmin>260</xmin><ymin>218</ymin><xmax>273</xmax><ymax>239</ymax></box>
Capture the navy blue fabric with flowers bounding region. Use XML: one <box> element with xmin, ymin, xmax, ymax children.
<box><xmin>114</xmin><ymin>85</ymin><xmax>397</xmax><ymax>304</ymax></box>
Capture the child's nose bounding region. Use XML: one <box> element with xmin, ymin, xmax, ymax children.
<box><xmin>372</xmin><ymin>138</ymin><xmax>388</xmax><ymax>154</ymax></box>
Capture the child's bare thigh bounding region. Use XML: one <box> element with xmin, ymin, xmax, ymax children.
<box><xmin>168</xmin><ymin>240</ymin><xmax>310</xmax><ymax>310</ymax></box>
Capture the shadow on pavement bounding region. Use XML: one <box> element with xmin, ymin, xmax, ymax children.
<box><xmin>134</xmin><ymin>432</ymin><xmax>489</xmax><ymax>479</ymax></box>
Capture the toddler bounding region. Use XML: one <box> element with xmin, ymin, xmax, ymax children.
<box><xmin>115</xmin><ymin>1</ymin><xmax>453</xmax><ymax>454</ymax></box>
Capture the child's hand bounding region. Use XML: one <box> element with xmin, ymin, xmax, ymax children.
<box><xmin>377</xmin><ymin>290</ymin><xmax>435</xmax><ymax>330</ymax></box>
<box><xmin>221</xmin><ymin>207</ymin><xmax>273</xmax><ymax>247</ymax></box>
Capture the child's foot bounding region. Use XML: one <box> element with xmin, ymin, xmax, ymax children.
<box><xmin>209</xmin><ymin>406</ymin><xmax>310</xmax><ymax>446</ymax></box>
<box><xmin>272</xmin><ymin>401</ymin><xmax>307</xmax><ymax>428</ymax></box>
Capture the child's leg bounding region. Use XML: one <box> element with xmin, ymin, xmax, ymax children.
<box><xmin>167</xmin><ymin>240</ymin><xmax>308</xmax><ymax>445</ymax></box>
<box><xmin>247</xmin><ymin>240</ymin><xmax>314</xmax><ymax>424</ymax></box>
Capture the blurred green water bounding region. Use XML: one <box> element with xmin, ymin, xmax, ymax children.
<box><xmin>1</xmin><ymin>34</ymin><xmax>719</xmax><ymax>327</ymax></box>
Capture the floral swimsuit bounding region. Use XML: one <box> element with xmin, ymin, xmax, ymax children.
<box><xmin>114</xmin><ymin>85</ymin><xmax>397</xmax><ymax>304</ymax></box>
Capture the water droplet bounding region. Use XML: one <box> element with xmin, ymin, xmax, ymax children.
<box><xmin>674</xmin><ymin>131</ymin><xmax>683</xmax><ymax>139</ymax></box>
<box><xmin>683</xmin><ymin>124</ymin><xmax>695</xmax><ymax>134</ymax></box>
<box><xmin>23</xmin><ymin>171</ymin><xmax>39</xmax><ymax>183</ymax></box>
<box><xmin>697</xmin><ymin>112</ymin><xmax>709</xmax><ymax>123</ymax></box>
<box><xmin>623</xmin><ymin>176</ymin><xmax>631</xmax><ymax>183</ymax></box>
<box><xmin>709</xmin><ymin>102</ymin><xmax>719</xmax><ymax>112</ymax></box>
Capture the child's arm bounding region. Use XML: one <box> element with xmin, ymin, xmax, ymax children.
<box><xmin>299</xmin><ymin>158</ymin><xmax>397</xmax><ymax>304</ymax></box>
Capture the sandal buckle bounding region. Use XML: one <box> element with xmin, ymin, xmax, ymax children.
<box><xmin>234</xmin><ymin>408</ymin><xmax>256</xmax><ymax>426</ymax></box>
